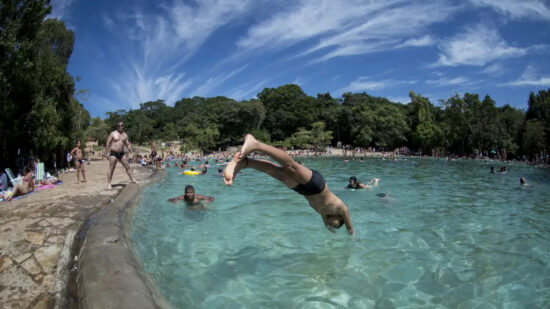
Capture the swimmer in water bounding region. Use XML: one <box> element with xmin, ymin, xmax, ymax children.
<box><xmin>520</xmin><ymin>177</ymin><xmax>527</xmax><ymax>185</ymax></box>
<box><xmin>346</xmin><ymin>176</ymin><xmax>380</xmax><ymax>189</ymax></box>
<box><xmin>167</xmin><ymin>185</ymin><xmax>214</xmax><ymax>209</ymax></box>
<box><xmin>376</xmin><ymin>191</ymin><xmax>392</xmax><ymax>203</ymax></box>
<box><xmin>224</xmin><ymin>134</ymin><xmax>354</xmax><ymax>234</ymax></box>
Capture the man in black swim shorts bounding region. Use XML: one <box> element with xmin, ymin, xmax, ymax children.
<box><xmin>224</xmin><ymin>134</ymin><xmax>354</xmax><ymax>235</ymax></box>
<box><xmin>105</xmin><ymin>121</ymin><xmax>139</xmax><ymax>189</ymax></box>
<box><xmin>70</xmin><ymin>140</ymin><xmax>87</xmax><ymax>183</ymax></box>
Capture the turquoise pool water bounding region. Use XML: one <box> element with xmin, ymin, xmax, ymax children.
<box><xmin>130</xmin><ymin>158</ymin><xmax>550</xmax><ymax>308</ymax></box>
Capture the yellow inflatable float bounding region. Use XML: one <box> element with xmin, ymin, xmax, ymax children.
<box><xmin>183</xmin><ymin>170</ymin><xmax>201</xmax><ymax>176</ymax></box>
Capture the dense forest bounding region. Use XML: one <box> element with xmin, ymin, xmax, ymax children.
<box><xmin>89</xmin><ymin>85</ymin><xmax>549</xmax><ymax>163</ymax></box>
<box><xmin>1</xmin><ymin>0</ymin><xmax>89</xmax><ymax>171</ymax></box>
<box><xmin>1</xmin><ymin>1</ymin><xmax>549</xmax><ymax>173</ymax></box>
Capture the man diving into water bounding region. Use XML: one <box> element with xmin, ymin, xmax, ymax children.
<box><xmin>224</xmin><ymin>134</ymin><xmax>354</xmax><ymax>234</ymax></box>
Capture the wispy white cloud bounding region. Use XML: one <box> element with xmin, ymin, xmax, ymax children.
<box><xmin>502</xmin><ymin>65</ymin><xmax>550</xmax><ymax>86</ymax></box>
<box><xmin>469</xmin><ymin>0</ymin><xmax>550</xmax><ymax>20</ymax></box>
<box><xmin>387</xmin><ymin>96</ymin><xmax>411</xmax><ymax>104</ymax></box>
<box><xmin>292</xmin><ymin>76</ymin><xmax>304</xmax><ymax>86</ymax></box>
<box><xmin>168</xmin><ymin>0</ymin><xmax>252</xmax><ymax>55</ymax></box>
<box><xmin>237</xmin><ymin>0</ymin><xmax>383</xmax><ymax>50</ymax></box>
<box><xmin>108</xmin><ymin>64</ymin><xmax>191</xmax><ymax>109</ymax></box>
<box><xmin>482</xmin><ymin>63</ymin><xmax>505</xmax><ymax>76</ymax></box>
<box><xmin>397</xmin><ymin>35</ymin><xmax>435</xmax><ymax>48</ymax></box>
<box><xmin>102</xmin><ymin>13</ymin><xmax>115</xmax><ymax>31</ymax></box>
<box><xmin>307</xmin><ymin>1</ymin><xmax>456</xmax><ymax>62</ymax></box>
<box><xmin>190</xmin><ymin>65</ymin><xmax>248</xmax><ymax>97</ymax></box>
<box><xmin>426</xmin><ymin>76</ymin><xmax>471</xmax><ymax>86</ymax></box>
<box><xmin>435</xmin><ymin>23</ymin><xmax>528</xmax><ymax>66</ymax></box>
<box><xmin>239</xmin><ymin>0</ymin><xmax>455</xmax><ymax>62</ymax></box>
<box><xmin>105</xmin><ymin>0</ymin><xmax>256</xmax><ymax>107</ymax></box>
<box><xmin>226</xmin><ymin>79</ymin><xmax>270</xmax><ymax>101</ymax></box>
<box><xmin>337</xmin><ymin>77</ymin><xmax>413</xmax><ymax>93</ymax></box>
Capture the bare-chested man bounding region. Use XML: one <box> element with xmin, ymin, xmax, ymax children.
<box><xmin>105</xmin><ymin>121</ymin><xmax>139</xmax><ymax>189</ymax></box>
<box><xmin>167</xmin><ymin>185</ymin><xmax>214</xmax><ymax>210</ymax></box>
<box><xmin>70</xmin><ymin>140</ymin><xmax>87</xmax><ymax>183</ymax></box>
<box><xmin>224</xmin><ymin>134</ymin><xmax>354</xmax><ymax>235</ymax></box>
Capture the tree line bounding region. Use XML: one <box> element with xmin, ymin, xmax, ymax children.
<box><xmin>88</xmin><ymin>84</ymin><xmax>549</xmax><ymax>163</ymax></box>
<box><xmin>1</xmin><ymin>0</ymin><xmax>90</xmax><ymax>172</ymax></box>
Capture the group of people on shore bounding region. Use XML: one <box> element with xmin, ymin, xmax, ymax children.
<box><xmin>0</xmin><ymin>158</ymin><xmax>61</xmax><ymax>202</ymax></box>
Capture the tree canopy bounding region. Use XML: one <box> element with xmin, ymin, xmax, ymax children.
<box><xmin>1</xmin><ymin>0</ymin><xmax>88</xmax><ymax>171</ymax></box>
<box><xmin>99</xmin><ymin>84</ymin><xmax>549</xmax><ymax>164</ymax></box>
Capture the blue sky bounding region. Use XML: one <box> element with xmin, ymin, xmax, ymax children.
<box><xmin>49</xmin><ymin>0</ymin><xmax>550</xmax><ymax>118</ymax></box>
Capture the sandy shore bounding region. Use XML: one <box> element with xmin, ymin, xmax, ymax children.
<box><xmin>0</xmin><ymin>160</ymin><xmax>157</xmax><ymax>309</ymax></box>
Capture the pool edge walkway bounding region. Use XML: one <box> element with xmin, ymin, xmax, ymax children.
<box><xmin>76</xmin><ymin>170</ymin><xmax>170</xmax><ymax>309</ymax></box>
<box><xmin>0</xmin><ymin>160</ymin><xmax>166</xmax><ymax>309</ymax></box>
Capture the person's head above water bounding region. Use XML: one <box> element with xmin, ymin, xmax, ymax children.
<box><xmin>349</xmin><ymin>176</ymin><xmax>358</xmax><ymax>187</ymax></box>
<box><xmin>520</xmin><ymin>177</ymin><xmax>526</xmax><ymax>185</ymax></box>
<box><xmin>184</xmin><ymin>185</ymin><xmax>195</xmax><ymax>201</ymax></box>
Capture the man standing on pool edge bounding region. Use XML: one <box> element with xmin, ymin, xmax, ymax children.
<box><xmin>224</xmin><ymin>134</ymin><xmax>354</xmax><ymax>235</ymax></box>
<box><xmin>105</xmin><ymin>121</ymin><xmax>139</xmax><ymax>189</ymax></box>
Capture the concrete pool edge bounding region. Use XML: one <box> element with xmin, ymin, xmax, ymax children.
<box><xmin>76</xmin><ymin>170</ymin><xmax>171</xmax><ymax>309</ymax></box>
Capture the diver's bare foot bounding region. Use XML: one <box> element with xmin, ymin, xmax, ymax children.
<box><xmin>239</xmin><ymin>134</ymin><xmax>258</xmax><ymax>159</ymax></box>
<box><xmin>224</xmin><ymin>152</ymin><xmax>240</xmax><ymax>185</ymax></box>
<box><xmin>107</xmin><ymin>184</ymin><xmax>112</xmax><ymax>190</ymax></box>
<box><xmin>224</xmin><ymin>152</ymin><xmax>247</xmax><ymax>186</ymax></box>
<box><xmin>131</xmin><ymin>179</ymin><xmax>140</xmax><ymax>184</ymax></box>
<box><xmin>81</xmin><ymin>180</ymin><xmax>87</xmax><ymax>183</ymax></box>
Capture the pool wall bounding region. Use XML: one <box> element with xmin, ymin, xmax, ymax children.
<box><xmin>76</xmin><ymin>170</ymin><xmax>171</xmax><ymax>309</ymax></box>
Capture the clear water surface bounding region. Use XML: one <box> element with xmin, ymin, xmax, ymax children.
<box><xmin>130</xmin><ymin>158</ymin><xmax>550</xmax><ymax>308</ymax></box>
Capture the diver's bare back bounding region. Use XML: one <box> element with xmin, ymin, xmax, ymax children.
<box><xmin>109</xmin><ymin>131</ymin><xmax>127</xmax><ymax>152</ymax></box>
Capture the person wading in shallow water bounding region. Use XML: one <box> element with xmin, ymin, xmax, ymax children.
<box><xmin>105</xmin><ymin>121</ymin><xmax>139</xmax><ymax>189</ymax></box>
<box><xmin>224</xmin><ymin>134</ymin><xmax>354</xmax><ymax>235</ymax></box>
<box><xmin>167</xmin><ymin>185</ymin><xmax>214</xmax><ymax>210</ymax></box>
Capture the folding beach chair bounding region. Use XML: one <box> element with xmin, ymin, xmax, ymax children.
<box><xmin>35</xmin><ymin>162</ymin><xmax>45</xmax><ymax>185</ymax></box>
<box><xmin>5</xmin><ymin>168</ymin><xmax>22</xmax><ymax>186</ymax></box>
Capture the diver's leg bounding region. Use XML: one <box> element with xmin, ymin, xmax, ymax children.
<box><xmin>239</xmin><ymin>134</ymin><xmax>311</xmax><ymax>183</ymax></box>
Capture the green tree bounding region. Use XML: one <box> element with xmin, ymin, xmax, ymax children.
<box><xmin>310</xmin><ymin>121</ymin><xmax>333</xmax><ymax>149</ymax></box>
<box><xmin>84</xmin><ymin>117</ymin><xmax>109</xmax><ymax>145</ymax></box>
<box><xmin>162</xmin><ymin>122</ymin><xmax>178</xmax><ymax>141</ymax></box>
<box><xmin>495</xmin><ymin>104</ymin><xmax>524</xmax><ymax>158</ymax></box>
<box><xmin>523</xmin><ymin>120</ymin><xmax>546</xmax><ymax>159</ymax></box>
<box><xmin>258</xmin><ymin>84</ymin><xmax>322</xmax><ymax>141</ymax></box>
<box><xmin>525</xmin><ymin>89</ymin><xmax>550</xmax><ymax>160</ymax></box>
<box><xmin>412</xmin><ymin>122</ymin><xmax>444</xmax><ymax>154</ymax></box>
<box><xmin>0</xmin><ymin>1</ymin><xmax>83</xmax><ymax>169</ymax></box>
